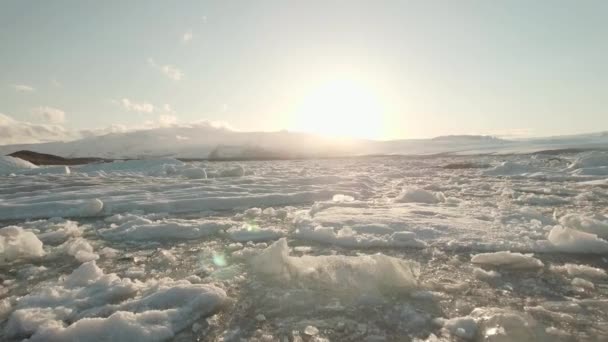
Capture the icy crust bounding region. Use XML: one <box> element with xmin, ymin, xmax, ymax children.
<box><xmin>251</xmin><ymin>238</ymin><xmax>420</xmax><ymax>295</ymax></box>
<box><xmin>5</xmin><ymin>261</ymin><xmax>227</xmax><ymax>341</ymax></box>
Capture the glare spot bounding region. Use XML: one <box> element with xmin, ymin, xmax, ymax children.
<box><xmin>243</xmin><ymin>221</ymin><xmax>259</xmax><ymax>232</ymax></box>
<box><xmin>212</xmin><ymin>252</ymin><xmax>228</xmax><ymax>267</ymax></box>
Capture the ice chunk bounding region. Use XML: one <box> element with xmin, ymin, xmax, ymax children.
<box><xmin>295</xmin><ymin>225</ymin><xmax>426</xmax><ymax>248</ymax></box>
<box><xmin>483</xmin><ymin>161</ymin><xmax>535</xmax><ymax>176</ymax></box>
<box><xmin>332</xmin><ymin>194</ymin><xmax>354</xmax><ymax>202</ymax></box>
<box><xmin>559</xmin><ymin>214</ymin><xmax>608</xmax><ymax>239</ymax></box>
<box><xmin>515</xmin><ymin>194</ymin><xmax>569</xmax><ymax>206</ymax></box>
<box><xmin>443</xmin><ymin>316</ymin><xmax>477</xmax><ymax>340</ymax></box>
<box><xmin>0</xmin><ymin>198</ymin><xmax>103</xmax><ymax>220</ymax></box>
<box><xmin>471</xmin><ymin>251</ymin><xmax>543</xmax><ymax>269</ymax></box>
<box><xmin>469</xmin><ymin>307</ymin><xmax>550</xmax><ymax>342</ymax></box>
<box><xmin>473</xmin><ymin>267</ymin><xmax>501</xmax><ymax>281</ymax></box>
<box><xmin>215</xmin><ymin>165</ymin><xmax>246</xmax><ymax>177</ymax></box>
<box><xmin>36</xmin><ymin>220</ymin><xmax>83</xmax><ymax>245</ymax></box>
<box><xmin>551</xmin><ymin>263</ymin><xmax>607</xmax><ymax>279</ymax></box>
<box><xmin>251</xmin><ymin>238</ymin><xmax>419</xmax><ymax>295</ymax></box>
<box><xmin>226</xmin><ymin>225</ymin><xmax>284</xmax><ymax>242</ymax></box>
<box><xmin>100</xmin><ymin>216</ymin><xmax>232</xmax><ymax>241</ymax></box>
<box><xmin>64</xmin><ymin>260</ymin><xmax>104</xmax><ymax>287</ymax></box>
<box><xmin>0</xmin><ymin>156</ymin><xmax>38</xmax><ymax>175</ymax></box>
<box><xmin>0</xmin><ymin>226</ymin><xmax>44</xmax><ymax>264</ymax></box>
<box><xmin>547</xmin><ymin>226</ymin><xmax>608</xmax><ymax>254</ymax></box>
<box><xmin>26</xmin><ymin>310</ymin><xmax>175</xmax><ymax>342</ymax></box>
<box><xmin>180</xmin><ymin>167</ymin><xmax>207</xmax><ymax>179</ymax></box>
<box><xmin>571</xmin><ymin>277</ymin><xmax>594</xmax><ymax>290</ymax></box>
<box><xmin>568</xmin><ymin>151</ymin><xmax>608</xmax><ymax>169</ymax></box>
<box><xmin>7</xmin><ymin>261</ymin><xmax>227</xmax><ymax>341</ymax></box>
<box><xmin>61</xmin><ymin>238</ymin><xmax>99</xmax><ymax>262</ymax></box>
<box><xmin>394</xmin><ymin>188</ymin><xmax>445</xmax><ymax>204</ymax></box>
<box><xmin>76</xmin><ymin>158</ymin><xmax>184</xmax><ymax>175</ymax></box>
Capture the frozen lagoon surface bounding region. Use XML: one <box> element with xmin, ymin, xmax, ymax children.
<box><xmin>1</xmin><ymin>152</ymin><xmax>608</xmax><ymax>341</ymax></box>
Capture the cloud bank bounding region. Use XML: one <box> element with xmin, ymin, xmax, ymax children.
<box><xmin>0</xmin><ymin>113</ymin><xmax>75</xmax><ymax>145</ymax></box>
<box><xmin>34</xmin><ymin>106</ymin><xmax>66</xmax><ymax>123</ymax></box>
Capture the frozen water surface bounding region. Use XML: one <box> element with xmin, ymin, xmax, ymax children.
<box><xmin>1</xmin><ymin>152</ymin><xmax>608</xmax><ymax>341</ymax></box>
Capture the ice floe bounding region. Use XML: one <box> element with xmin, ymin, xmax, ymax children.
<box><xmin>252</xmin><ymin>238</ymin><xmax>419</xmax><ymax>295</ymax></box>
<box><xmin>547</xmin><ymin>226</ymin><xmax>608</xmax><ymax>253</ymax></box>
<box><xmin>0</xmin><ymin>156</ymin><xmax>38</xmax><ymax>175</ymax></box>
<box><xmin>471</xmin><ymin>251</ymin><xmax>543</xmax><ymax>269</ymax></box>
<box><xmin>0</xmin><ymin>226</ymin><xmax>44</xmax><ymax>264</ymax></box>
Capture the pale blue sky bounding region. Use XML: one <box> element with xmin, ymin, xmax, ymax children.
<box><xmin>1</xmin><ymin>0</ymin><xmax>607</xmax><ymax>140</ymax></box>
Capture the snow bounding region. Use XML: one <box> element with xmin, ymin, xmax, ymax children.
<box><xmin>0</xmin><ymin>226</ymin><xmax>44</xmax><ymax>264</ymax></box>
<box><xmin>251</xmin><ymin>238</ymin><xmax>419</xmax><ymax>295</ymax></box>
<box><xmin>471</xmin><ymin>251</ymin><xmax>544</xmax><ymax>269</ymax></box>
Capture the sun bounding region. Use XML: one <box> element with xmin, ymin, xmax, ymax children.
<box><xmin>290</xmin><ymin>79</ymin><xmax>385</xmax><ymax>139</ymax></box>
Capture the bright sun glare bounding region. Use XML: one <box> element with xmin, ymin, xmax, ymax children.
<box><xmin>291</xmin><ymin>79</ymin><xmax>385</xmax><ymax>140</ymax></box>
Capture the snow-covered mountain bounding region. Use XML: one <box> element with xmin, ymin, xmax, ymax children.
<box><xmin>0</xmin><ymin>124</ymin><xmax>607</xmax><ymax>159</ymax></box>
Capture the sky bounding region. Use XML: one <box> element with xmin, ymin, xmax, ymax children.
<box><xmin>1</xmin><ymin>0</ymin><xmax>607</xmax><ymax>144</ymax></box>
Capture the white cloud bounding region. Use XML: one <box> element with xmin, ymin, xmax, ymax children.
<box><xmin>0</xmin><ymin>111</ymin><xmax>233</xmax><ymax>146</ymax></box>
<box><xmin>162</xmin><ymin>103</ymin><xmax>176</xmax><ymax>115</ymax></box>
<box><xmin>158</xmin><ymin>115</ymin><xmax>178</xmax><ymax>126</ymax></box>
<box><xmin>121</xmin><ymin>98</ymin><xmax>155</xmax><ymax>113</ymax></box>
<box><xmin>12</xmin><ymin>84</ymin><xmax>35</xmax><ymax>92</ymax></box>
<box><xmin>182</xmin><ymin>30</ymin><xmax>193</xmax><ymax>43</ymax></box>
<box><xmin>34</xmin><ymin>106</ymin><xmax>66</xmax><ymax>123</ymax></box>
<box><xmin>0</xmin><ymin>113</ymin><xmax>75</xmax><ymax>145</ymax></box>
<box><xmin>147</xmin><ymin>58</ymin><xmax>183</xmax><ymax>81</ymax></box>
